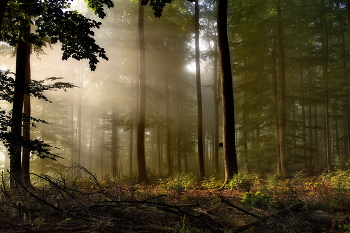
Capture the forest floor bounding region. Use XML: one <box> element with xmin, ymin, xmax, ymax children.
<box><xmin>1</xmin><ymin>166</ymin><xmax>350</xmax><ymax>232</ymax></box>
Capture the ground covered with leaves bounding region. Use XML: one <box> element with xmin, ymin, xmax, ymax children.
<box><xmin>1</xmin><ymin>166</ymin><xmax>350</xmax><ymax>232</ymax></box>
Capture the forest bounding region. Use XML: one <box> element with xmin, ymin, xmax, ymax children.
<box><xmin>1</xmin><ymin>0</ymin><xmax>350</xmax><ymax>232</ymax></box>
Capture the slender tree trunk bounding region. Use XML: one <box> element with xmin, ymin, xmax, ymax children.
<box><xmin>344</xmin><ymin>0</ymin><xmax>350</xmax><ymax>163</ymax></box>
<box><xmin>70</xmin><ymin>101</ymin><xmax>75</xmax><ymax>164</ymax></box>
<box><xmin>165</xmin><ymin>74</ymin><xmax>172</xmax><ymax>177</ymax></box>
<box><xmin>136</xmin><ymin>0</ymin><xmax>148</xmax><ymax>183</ymax></box>
<box><xmin>195</xmin><ymin>0</ymin><xmax>205</xmax><ymax>179</ymax></box>
<box><xmin>40</xmin><ymin>102</ymin><xmax>46</xmax><ymax>174</ymax></box>
<box><xmin>272</xmin><ymin>37</ymin><xmax>281</xmax><ymax>173</ymax></box>
<box><xmin>301</xmin><ymin>73</ymin><xmax>308</xmax><ymax>168</ymax></box>
<box><xmin>10</xmin><ymin>35</ymin><xmax>28</xmax><ymax>188</ymax></box>
<box><xmin>276</xmin><ymin>2</ymin><xmax>287</xmax><ymax>174</ymax></box>
<box><xmin>217</xmin><ymin>0</ymin><xmax>238</xmax><ymax>183</ymax></box>
<box><xmin>176</xmin><ymin>75</ymin><xmax>182</xmax><ymax>174</ymax></box>
<box><xmin>100</xmin><ymin>118</ymin><xmax>105</xmax><ymax>178</ymax></box>
<box><xmin>307</xmin><ymin>71</ymin><xmax>314</xmax><ymax>167</ymax></box>
<box><xmin>314</xmin><ymin>105</ymin><xmax>320</xmax><ymax>167</ymax></box>
<box><xmin>321</xmin><ymin>0</ymin><xmax>331</xmax><ymax>171</ymax></box>
<box><xmin>22</xmin><ymin>41</ymin><xmax>32</xmax><ymax>187</ymax></box>
<box><xmin>213</xmin><ymin>38</ymin><xmax>220</xmax><ymax>173</ymax></box>
<box><xmin>111</xmin><ymin>107</ymin><xmax>118</xmax><ymax>178</ymax></box>
<box><xmin>88</xmin><ymin>110</ymin><xmax>94</xmax><ymax>171</ymax></box>
<box><xmin>77</xmin><ymin>78</ymin><xmax>83</xmax><ymax>165</ymax></box>
<box><xmin>157</xmin><ymin>125</ymin><xmax>161</xmax><ymax>175</ymax></box>
<box><xmin>129</xmin><ymin>106</ymin><xmax>134</xmax><ymax>177</ymax></box>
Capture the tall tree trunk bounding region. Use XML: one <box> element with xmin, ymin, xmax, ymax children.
<box><xmin>136</xmin><ymin>0</ymin><xmax>148</xmax><ymax>183</ymax></box>
<box><xmin>77</xmin><ymin>78</ymin><xmax>83</xmax><ymax>165</ymax></box>
<box><xmin>165</xmin><ymin>74</ymin><xmax>172</xmax><ymax>177</ymax></box>
<box><xmin>88</xmin><ymin>110</ymin><xmax>94</xmax><ymax>171</ymax></box>
<box><xmin>308</xmin><ymin>71</ymin><xmax>314</xmax><ymax>168</ymax></box>
<box><xmin>129</xmin><ymin>125</ymin><xmax>134</xmax><ymax>177</ymax></box>
<box><xmin>321</xmin><ymin>0</ymin><xmax>331</xmax><ymax>171</ymax></box>
<box><xmin>111</xmin><ymin>107</ymin><xmax>118</xmax><ymax>178</ymax></box>
<box><xmin>195</xmin><ymin>0</ymin><xmax>205</xmax><ymax>179</ymax></box>
<box><xmin>176</xmin><ymin>75</ymin><xmax>182</xmax><ymax>174</ymax></box>
<box><xmin>100</xmin><ymin>118</ymin><xmax>105</xmax><ymax>178</ymax></box>
<box><xmin>213</xmin><ymin>38</ymin><xmax>220</xmax><ymax>173</ymax></box>
<box><xmin>217</xmin><ymin>0</ymin><xmax>238</xmax><ymax>183</ymax></box>
<box><xmin>22</xmin><ymin>41</ymin><xmax>32</xmax><ymax>187</ymax></box>
<box><xmin>314</xmin><ymin>105</ymin><xmax>320</xmax><ymax>167</ymax></box>
<box><xmin>70</xmin><ymin>101</ymin><xmax>76</xmax><ymax>164</ymax></box>
<box><xmin>276</xmin><ymin>2</ymin><xmax>287</xmax><ymax>174</ymax></box>
<box><xmin>156</xmin><ymin>125</ymin><xmax>162</xmax><ymax>175</ymax></box>
<box><xmin>10</xmin><ymin>35</ymin><xmax>28</xmax><ymax>188</ymax></box>
<box><xmin>301</xmin><ymin>73</ymin><xmax>308</xmax><ymax>168</ymax></box>
<box><xmin>344</xmin><ymin>0</ymin><xmax>350</xmax><ymax>163</ymax></box>
<box><xmin>272</xmin><ymin>38</ymin><xmax>281</xmax><ymax>173</ymax></box>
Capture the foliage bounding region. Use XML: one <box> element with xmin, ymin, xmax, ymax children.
<box><xmin>2</xmin><ymin>0</ymin><xmax>114</xmax><ymax>71</ymax></box>
<box><xmin>0</xmin><ymin>70</ymin><xmax>75</xmax><ymax>160</ymax></box>
<box><xmin>141</xmin><ymin>0</ymin><xmax>195</xmax><ymax>18</ymax></box>
<box><xmin>228</xmin><ymin>171</ymin><xmax>257</xmax><ymax>191</ymax></box>
<box><xmin>159</xmin><ymin>173</ymin><xmax>196</xmax><ymax>194</ymax></box>
<box><xmin>201</xmin><ymin>175</ymin><xmax>220</xmax><ymax>189</ymax></box>
<box><xmin>241</xmin><ymin>190</ymin><xmax>271</xmax><ymax>210</ymax></box>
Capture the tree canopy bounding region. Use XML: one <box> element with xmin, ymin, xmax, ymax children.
<box><xmin>1</xmin><ymin>0</ymin><xmax>114</xmax><ymax>70</ymax></box>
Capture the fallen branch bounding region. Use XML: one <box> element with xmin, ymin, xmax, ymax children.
<box><xmin>233</xmin><ymin>202</ymin><xmax>304</xmax><ymax>233</ymax></box>
<box><xmin>220</xmin><ymin>196</ymin><xmax>261</xmax><ymax>219</ymax></box>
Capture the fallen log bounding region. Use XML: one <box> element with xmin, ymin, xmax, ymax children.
<box><xmin>293</xmin><ymin>210</ymin><xmax>350</xmax><ymax>230</ymax></box>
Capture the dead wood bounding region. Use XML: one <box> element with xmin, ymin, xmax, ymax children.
<box><xmin>220</xmin><ymin>196</ymin><xmax>262</xmax><ymax>219</ymax></box>
<box><xmin>220</xmin><ymin>196</ymin><xmax>305</xmax><ymax>231</ymax></box>
<box><xmin>293</xmin><ymin>210</ymin><xmax>350</xmax><ymax>229</ymax></box>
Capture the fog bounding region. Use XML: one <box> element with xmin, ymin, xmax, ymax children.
<box><xmin>0</xmin><ymin>0</ymin><xmax>220</xmax><ymax>179</ymax></box>
<box><xmin>5</xmin><ymin>0</ymin><xmax>347</xmax><ymax>180</ymax></box>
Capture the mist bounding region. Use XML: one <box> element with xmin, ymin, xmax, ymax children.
<box><xmin>2</xmin><ymin>0</ymin><xmax>349</xmax><ymax>181</ymax></box>
<box><xmin>0</xmin><ymin>0</ymin><xmax>221</xmax><ymax>180</ymax></box>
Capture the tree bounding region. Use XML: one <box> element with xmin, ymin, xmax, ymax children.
<box><xmin>217</xmin><ymin>0</ymin><xmax>238</xmax><ymax>182</ymax></box>
<box><xmin>1</xmin><ymin>0</ymin><xmax>113</xmax><ymax>186</ymax></box>
<box><xmin>195</xmin><ymin>0</ymin><xmax>205</xmax><ymax>179</ymax></box>
<box><xmin>136</xmin><ymin>0</ymin><xmax>149</xmax><ymax>183</ymax></box>
<box><xmin>276</xmin><ymin>1</ymin><xmax>287</xmax><ymax>174</ymax></box>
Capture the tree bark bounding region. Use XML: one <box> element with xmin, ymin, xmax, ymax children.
<box><xmin>195</xmin><ymin>0</ymin><xmax>205</xmax><ymax>179</ymax></box>
<box><xmin>136</xmin><ymin>0</ymin><xmax>148</xmax><ymax>183</ymax></box>
<box><xmin>276</xmin><ymin>2</ymin><xmax>287</xmax><ymax>174</ymax></box>
<box><xmin>10</xmin><ymin>36</ymin><xmax>28</xmax><ymax>189</ymax></box>
<box><xmin>321</xmin><ymin>0</ymin><xmax>331</xmax><ymax>171</ymax></box>
<box><xmin>272</xmin><ymin>37</ymin><xmax>281</xmax><ymax>173</ymax></box>
<box><xmin>176</xmin><ymin>75</ymin><xmax>182</xmax><ymax>174</ymax></box>
<box><xmin>213</xmin><ymin>37</ymin><xmax>220</xmax><ymax>173</ymax></box>
<box><xmin>77</xmin><ymin>77</ymin><xmax>83</xmax><ymax>165</ymax></box>
<box><xmin>165</xmin><ymin>74</ymin><xmax>172</xmax><ymax>177</ymax></box>
<box><xmin>111</xmin><ymin>107</ymin><xmax>118</xmax><ymax>178</ymax></box>
<box><xmin>217</xmin><ymin>0</ymin><xmax>238</xmax><ymax>183</ymax></box>
<box><xmin>22</xmin><ymin>41</ymin><xmax>32</xmax><ymax>187</ymax></box>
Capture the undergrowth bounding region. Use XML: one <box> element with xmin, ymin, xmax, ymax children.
<box><xmin>1</xmin><ymin>167</ymin><xmax>350</xmax><ymax>232</ymax></box>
